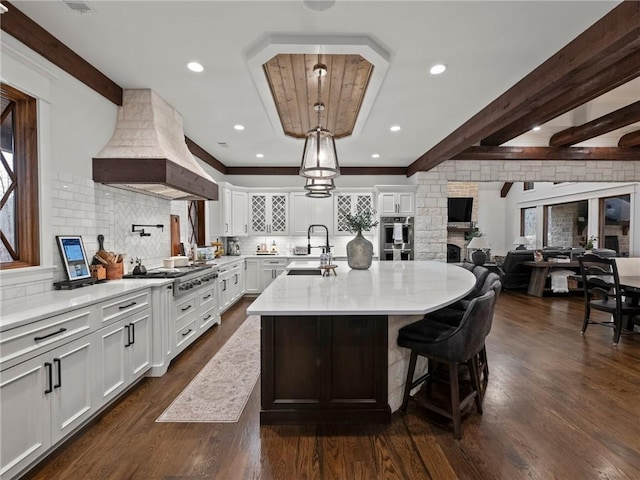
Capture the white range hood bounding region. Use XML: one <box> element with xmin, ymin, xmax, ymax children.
<box><xmin>93</xmin><ymin>89</ymin><xmax>218</xmax><ymax>200</ymax></box>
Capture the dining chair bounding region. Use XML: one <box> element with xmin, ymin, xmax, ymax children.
<box><xmin>578</xmin><ymin>253</ymin><xmax>640</xmax><ymax>345</ymax></box>
<box><xmin>397</xmin><ymin>289</ymin><xmax>497</xmax><ymax>439</ymax></box>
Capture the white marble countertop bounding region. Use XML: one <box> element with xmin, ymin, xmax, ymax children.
<box><xmin>0</xmin><ymin>278</ymin><xmax>172</xmax><ymax>332</ymax></box>
<box><xmin>247</xmin><ymin>260</ymin><xmax>476</xmax><ymax>316</ymax></box>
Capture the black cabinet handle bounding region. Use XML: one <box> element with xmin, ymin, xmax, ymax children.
<box><xmin>34</xmin><ymin>327</ymin><xmax>67</xmax><ymax>342</ymax></box>
<box><xmin>119</xmin><ymin>301</ymin><xmax>137</xmax><ymax>310</ymax></box>
<box><xmin>44</xmin><ymin>362</ymin><xmax>53</xmax><ymax>394</ymax></box>
<box><xmin>182</xmin><ymin>328</ymin><xmax>192</xmax><ymax>337</ymax></box>
<box><xmin>234</xmin><ymin>274</ymin><xmax>238</xmax><ymax>284</ymax></box>
<box><xmin>203</xmin><ymin>294</ymin><xmax>212</xmax><ymax>300</ymax></box>
<box><xmin>181</xmin><ymin>305</ymin><xmax>192</xmax><ymax>312</ymax></box>
<box><xmin>53</xmin><ymin>358</ymin><xmax>62</xmax><ymax>389</ymax></box>
<box><xmin>124</xmin><ymin>325</ymin><xmax>131</xmax><ymax>347</ymax></box>
<box><xmin>130</xmin><ymin>323</ymin><xmax>135</xmax><ymax>345</ymax></box>
<box><xmin>223</xmin><ymin>279</ymin><xmax>227</xmax><ymax>291</ymax></box>
<box><xmin>204</xmin><ymin>314</ymin><xmax>212</xmax><ymax>321</ymax></box>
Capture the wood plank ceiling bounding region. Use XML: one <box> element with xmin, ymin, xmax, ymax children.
<box><xmin>262</xmin><ymin>54</ymin><xmax>373</xmax><ymax>139</ymax></box>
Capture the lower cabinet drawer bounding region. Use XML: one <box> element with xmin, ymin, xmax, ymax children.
<box><xmin>1</xmin><ymin>307</ymin><xmax>93</xmax><ymax>370</ymax></box>
<box><xmin>176</xmin><ymin>320</ymin><xmax>197</xmax><ymax>351</ymax></box>
<box><xmin>199</xmin><ymin>306</ymin><xmax>218</xmax><ymax>331</ymax></box>
<box><xmin>100</xmin><ymin>290</ymin><xmax>150</xmax><ymax>327</ymax></box>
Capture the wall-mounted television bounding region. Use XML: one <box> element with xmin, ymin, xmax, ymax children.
<box><xmin>447</xmin><ymin>197</ymin><xmax>473</xmax><ymax>223</ymax></box>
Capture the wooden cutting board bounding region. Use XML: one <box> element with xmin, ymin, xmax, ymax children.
<box><xmin>170</xmin><ymin>215</ymin><xmax>181</xmax><ymax>256</ymax></box>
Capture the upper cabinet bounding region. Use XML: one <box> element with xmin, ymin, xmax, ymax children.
<box><xmin>290</xmin><ymin>192</ymin><xmax>334</xmax><ymax>236</ymax></box>
<box><xmin>209</xmin><ymin>185</ymin><xmax>248</xmax><ymax>239</ymax></box>
<box><xmin>379</xmin><ymin>192</ymin><xmax>414</xmax><ymax>216</ymax></box>
<box><xmin>334</xmin><ymin>191</ymin><xmax>374</xmax><ymax>235</ymax></box>
<box><xmin>231</xmin><ymin>190</ymin><xmax>248</xmax><ymax>236</ymax></box>
<box><xmin>249</xmin><ymin>193</ymin><xmax>289</xmax><ymax>235</ymax></box>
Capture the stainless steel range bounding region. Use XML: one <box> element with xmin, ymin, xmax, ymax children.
<box><xmin>123</xmin><ymin>264</ymin><xmax>219</xmax><ymax>298</ymax></box>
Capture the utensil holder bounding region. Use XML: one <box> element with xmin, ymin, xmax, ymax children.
<box><xmin>106</xmin><ymin>262</ymin><xmax>123</xmax><ymax>280</ymax></box>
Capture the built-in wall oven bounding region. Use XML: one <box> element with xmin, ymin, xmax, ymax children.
<box><xmin>379</xmin><ymin>216</ymin><xmax>414</xmax><ymax>261</ymax></box>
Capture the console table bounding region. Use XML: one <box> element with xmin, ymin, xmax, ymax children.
<box><xmin>523</xmin><ymin>261</ymin><xmax>580</xmax><ymax>297</ymax></box>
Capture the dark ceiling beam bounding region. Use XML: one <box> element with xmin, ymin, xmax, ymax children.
<box><xmin>481</xmin><ymin>50</ymin><xmax>640</xmax><ymax>146</ymax></box>
<box><xmin>452</xmin><ymin>146</ymin><xmax>640</xmax><ymax>161</ymax></box>
<box><xmin>184</xmin><ymin>137</ymin><xmax>227</xmax><ymax>174</ymax></box>
<box><xmin>500</xmin><ymin>183</ymin><xmax>513</xmax><ymax>198</ymax></box>
<box><xmin>225</xmin><ymin>166</ymin><xmax>407</xmax><ymax>176</ymax></box>
<box><xmin>407</xmin><ymin>1</ymin><xmax>640</xmax><ymax>176</ymax></box>
<box><xmin>1</xmin><ymin>1</ymin><xmax>123</xmax><ymax>105</ymax></box>
<box><xmin>618</xmin><ymin>129</ymin><xmax>640</xmax><ymax>147</ymax></box>
<box><xmin>549</xmin><ymin>100</ymin><xmax>640</xmax><ymax>147</ymax></box>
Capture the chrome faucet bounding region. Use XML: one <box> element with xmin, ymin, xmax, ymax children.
<box><xmin>307</xmin><ymin>224</ymin><xmax>331</xmax><ymax>254</ymax></box>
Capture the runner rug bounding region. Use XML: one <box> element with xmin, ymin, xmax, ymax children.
<box><xmin>156</xmin><ymin>315</ymin><xmax>260</xmax><ymax>423</ymax></box>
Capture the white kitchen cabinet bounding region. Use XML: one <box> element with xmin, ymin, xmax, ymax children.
<box><xmin>249</xmin><ymin>193</ymin><xmax>289</xmax><ymax>235</ymax></box>
<box><xmin>289</xmin><ymin>192</ymin><xmax>334</xmax><ymax>236</ymax></box>
<box><xmin>231</xmin><ymin>190</ymin><xmax>248</xmax><ymax>236</ymax></box>
<box><xmin>0</xmin><ymin>336</ymin><xmax>93</xmax><ymax>480</ymax></box>
<box><xmin>261</xmin><ymin>258</ymin><xmax>288</xmax><ymax>291</ymax></box>
<box><xmin>217</xmin><ymin>260</ymin><xmax>244</xmax><ymax>314</ymax></box>
<box><xmin>334</xmin><ymin>192</ymin><xmax>374</xmax><ymax>235</ymax></box>
<box><xmin>379</xmin><ymin>192</ymin><xmax>414</xmax><ymax>216</ymax></box>
<box><xmin>209</xmin><ymin>184</ymin><xmax>248</xmax><ymax>239</ymax></box>
<box><xmin>173</xmin><ymin>293</ymin><xmax>198</xmax><ymax>354</ymax></box>
<box><xmin>198</xmin><ymin>285</ymin><xmax>218</xmax><ymax>331</ymax></box>
<box><xmin>95</xmin><ymin>308</ymin><xmax>151</xmax><ymax>406</ymax></box>
<box><xmin>244</xmin><ymin>258</ymin><xmax>261</xmax><ymax>294</ymax></box>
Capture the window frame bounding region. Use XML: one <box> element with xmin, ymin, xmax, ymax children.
<box><xmin>0</xmin><ymin>83</ymin><xmax>40</xmax><ymax>269</ymax></box>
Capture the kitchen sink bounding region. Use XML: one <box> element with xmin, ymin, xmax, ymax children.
<box><xmin>286</xmin><ymin>269</ymin><xmax>322</xmax><ymax>275</ymax></box>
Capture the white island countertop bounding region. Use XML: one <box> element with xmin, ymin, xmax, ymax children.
<box><xmin>247</xmin><ymin>260</ymin><xmax>476</xmax><ymax>316</ymax></box>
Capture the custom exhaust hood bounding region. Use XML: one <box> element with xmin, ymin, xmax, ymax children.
<box><xmin>93</xmin><ymin>89</ymin><xmax>218</xmax><ymax>200</ymax></box>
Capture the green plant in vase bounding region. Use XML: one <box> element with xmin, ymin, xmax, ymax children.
<box><xmin>345</xmin><ymin>210</ymin><xmax>379</xmax><ymax>270</ymax></box>
<box><xmin>583</xmin><ymin>235</ymin><xmax>598</xmax><ymax>251</ymax></box>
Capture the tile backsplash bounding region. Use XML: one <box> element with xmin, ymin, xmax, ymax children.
<box><xmin>1</xmin><ymin>171</ymin><xmax>184</xmax><ymax>301</ymax></box>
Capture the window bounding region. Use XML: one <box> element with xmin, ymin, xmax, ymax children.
<box><xmin>600</xmin><ymin>194</ymin><xmax>631</xmax><ymax>257</ymax></box>
<box><xmin>0</xmin><ymin>84</ymin><xmax>39</xmax><ymax>269</ymax></box>
<box><xmin>521</xmin><ymin>207</ymin><xmax>537</xmax><ymax>245</ymax></box>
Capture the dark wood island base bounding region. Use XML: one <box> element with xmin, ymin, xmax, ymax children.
<box><xmin>260</xmin><ymin>314</ymin><xmax>391</xmax><ymax>425</ymax></box>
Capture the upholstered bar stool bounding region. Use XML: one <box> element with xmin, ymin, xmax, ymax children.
<box><xmin>397</xmin><ymin>290</ymin><xmax>497</xmax><ymax>439</ymax></box>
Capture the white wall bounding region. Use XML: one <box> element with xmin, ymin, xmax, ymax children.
<box><xmin>0</xmin><ymin>34</ymin><xmax>191</xmax><ymax>301</ymax></box>
<box><xmin>477</xmin><ymin>183</ymin><xmax>507</xmax><ymax>255</ymax></box>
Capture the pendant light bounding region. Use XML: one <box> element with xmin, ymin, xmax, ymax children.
<box><xmin>300</xmin><ymin>62</ymin><xmax>340</xmax><ymax>180</ymax></box>
<box><xmin>304</xmin><ymin>177</ymin><xmax>336</xmax><ymax>192</ymax></box>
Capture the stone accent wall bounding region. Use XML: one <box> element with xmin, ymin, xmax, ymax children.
<box><xmin>446</xmin><ymin>182</ymin><xmax>479</xmax><ymax>258</ymax></box>
<box><xmin>415</xmin><ymin>160</ymin><xmax>640</xmax><ymax>261</ymax></box>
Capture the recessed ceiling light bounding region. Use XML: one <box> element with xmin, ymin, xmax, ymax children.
<box><xmin>429</xmin><ymin>64</ymin><xmax>447</xmax><ymax>75</ymax></box>
<box><xmin>371</xmin><ymin>153</ymin><xmax>380</xmax><ymax>158</ymax></box>
<box><xmin>187</xmin><ymin>61</ymin><xmax>204</xmax><ymax>73</ymax></box>
<box><xmin>532</xmin><ymin>126</ymin><xmax>541</xmax><ymax>131</ymax></box>
<box><xmin>256</xmin><ymin>153</ymin><xmax>264</xmax><ymax>158</ymax></box>
<box><xmin>234</xmin><ymin>124</ymin><xmax>245</xmax><ymax>131</ymax></box>
<box><xmin>390</xmin><ymin>125</ymin><xmax>401</xmax><ymax>132</ymax></box>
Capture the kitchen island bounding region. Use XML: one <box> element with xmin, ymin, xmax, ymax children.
<box><xmin>247</xmin><ymin>260</ymin><xmax>475</xmax><ymax>425</ymax></box>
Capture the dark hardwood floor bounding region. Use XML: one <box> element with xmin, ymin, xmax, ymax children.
<box><xmin>24</xmin><ymin>293</ymin><xmax>640</xmax><ymax>480</ymax></box>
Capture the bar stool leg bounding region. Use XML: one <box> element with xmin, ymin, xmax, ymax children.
<box><xmin>449</xmin><ymin>362</ymin><xmax>462</xmax><ymax>440</ymax></box>
<box><xmin>401</xmin><ymin>351</ymin><xmax>418</xmax><ymax>412</ymax></box>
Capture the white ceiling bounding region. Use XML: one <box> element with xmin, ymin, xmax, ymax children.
<box><xmin>11</xmin><ymin>0</ymin><xmax>634</xmax><ymax>170</ymax></box>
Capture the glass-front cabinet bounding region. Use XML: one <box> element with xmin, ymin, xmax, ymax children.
<box><xmin>249</xmin><ymin>193</ymin><xmax>289</xmax><ymax>235</ymax></box>
<box><xmin>334</xmin><ymin>192</ymin><xmax>374</xmax><ymax>235</ymax></box>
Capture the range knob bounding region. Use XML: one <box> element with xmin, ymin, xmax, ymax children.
<box><xmin>194</xmin><ymin>279</ymin><xmax>202</xmax><ymax>285</ymax></box>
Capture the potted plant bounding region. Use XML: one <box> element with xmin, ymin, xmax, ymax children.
<box><xmin>345</xmin><ymin>210</ymin><xmax>379</xmax><ymax>270</ymax></box>
<box><xmin>583</xmin><ymin>235</ymin><xmax>597</xmax><ymax>251</ymax></box>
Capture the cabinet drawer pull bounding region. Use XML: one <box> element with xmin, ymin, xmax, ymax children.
<box><xmin>34</xmin><ymin>327</ymin><xmax>67</xmax><ymax>342</ymax></box>
<box><xmin>234</xmin><ymin>274</ymin><xmax>238</xmax><ymax>284</ymax></box>
<box><xmin>203</xmin><ymin>294</ymin><xmax>212</xmax><ymax>300</ymax></box>
<box><xmin>182</xmin><ymin>328</ymin><xmax>192</xmax><ymax>337</ymax></box>
<box><xmin>53</xmin><ymin>358</ymin><xmax>62</xmax><ymax>389</ymax></box>
<box><xmin>44</xmin><ymin>362</ymin><xmax>53</xmax><ymax>394</ymax></box>
<box><xmin>204</xmin><ymin>315</ymin><xmax>212</xmax><ymax>321</ymax></box>
<box><xmin>119</xmin><ymin>301</ymin><xmax>137</xmax><ymax>310</ymax></box>
<box><xmin>181</xmin><ymin>305</ymin><xmax>192</xmax><ymax>312</ymax></box>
